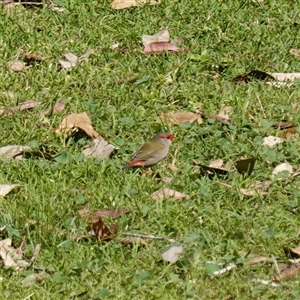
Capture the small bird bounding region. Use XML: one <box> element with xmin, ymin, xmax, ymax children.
<box><xmin>123</xmin><ymin>132</ymin><xmax>175</xmax><ymax>169</ymax></box>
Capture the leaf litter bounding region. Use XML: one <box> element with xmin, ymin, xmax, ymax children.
<box><xmin>59</xmin><ymin>50</ymin><xmax>94</xmax><ymax>70</ymax></box>
<box><xmin>0</xmin><ymin>184</ymin><xmax>23</xmax><ymax>197</ymax></box>
<box><xmin>151</xmin><ymin>188</ymin><xmax>190</xmax><ymax>201</ymax></box>
<box><xmin>110</xmin><ymin>0</ymin><xmax>160</xmax><ymax>10</ymax></box>
<box><xmin>142</xmin><ymin>29</ymin><xmax>184</xmax><ymax>54</ymax></box>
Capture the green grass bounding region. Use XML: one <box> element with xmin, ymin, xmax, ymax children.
<box><xmin>1</xmin><ymin>0</ymin><xmax>300</xmax><ymax>299</ymax></box>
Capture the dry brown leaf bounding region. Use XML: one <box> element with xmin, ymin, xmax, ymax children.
<box><xmin>142</xmin><ymin>29</ymin><xmax>170</xmax><ymax>47</ymax></box>
<box><xmin>201</xmin><ymin>113</ymin><xmax>235</xmax><ymax>126</ymax></box>
<box><xmin>110</xmin><ymin>0</ymin><xmax>159</xmax><ymax>10</ymax></box>
<box><xmin>6</xmin><ymin>61</ymin><xmax>25</xmax><ymax>72</ymax></box>
<box><xmin>24</xmin><ymin>53</ymin><xmax>43</xmax><ymax>63</ymax></box>
<box><xmin>82</xmin><ymin>137</ymin><xmax>116</xmax><ymax>159</ymax></box>
<box><xmin>54</xmin><ymin>112</ymin><xmax>99</xmax><ymax>138</ymax></box>
<box><xmin>290</xmin><ymin>49</ymin><xmax>300</xmax><ymax>58</ymax></box>
<box><xmin>116</xmin><ymin>236</ymin><xmax>149</xmax><ymax>247</ymax></box>
<box><xmin>151</xmin><ymin>188</ymin><xmax>190</xmax><ymax>200</ymax></box>
<box><xmin>199</xmin><ymin>162</ymin><xmax>230</xmax><ymax>176</ymax></box>
<box><xmin>43</xmin><ymin>101</ymin><xmax>66</xmax><ymax>115</ymax></box>
<box><xmin>274</xmin><ymin>264</ymin><xmax>300</xmax><ymax>282</ymax></box>
<box><xmin>0</xmin><ymin>184</ymin><xmax>23</xmax><ymax>196</ymax></box>
<box><xmin>144</xmin><ymin>42</ymin><xmax>182</xmax><ymax>54</ymax></box>
<box><xmin>161</xmin><ymin>177</ymin><xmax>173</xmax><ymax>183</ymax></box>
<box><xmin>240</xmin><ymin>180</ymin><xmax>271</xmax><ymax>197</ymax></box>
<box><xmin>0</xmin><ymin>145</ymin><xmax>30</xmax><ymax>160</ymax></box>
<box><xmin>0</xmin><ymin>100</ymin><xmax>42</xmax><ymax>116</ymax></box>
<box><xmin>283</xmin><ymin>245</ymin><xmax>300</xmax><ymax>258</ymax></box>
<box><xmin>79</xmin><ymin>205</ymin><xmax>130</xmax><ymax>222</ymax></box>
<box><xmin>161</xmin><ymin>112</ymin><xmax>203</xmax><ymax>125</ymax></box>
<box><xmin>0</xmin><ymin>238</ymin><xmax>29</xmax><ymax>270</ymax></box>
<box><xmin>87</xmin><ymin>217</ymin><xmax>118</xmax><ymax>240</ymax></box>
<box><xmin>247</xmin><ymin>255</ymin><xmax>273</xmax><ymax>265</ymax></box>
<box><xmin>277</xmin><ymin>126</ymin><xmax>298</xmax><ymax>141</ymax></box>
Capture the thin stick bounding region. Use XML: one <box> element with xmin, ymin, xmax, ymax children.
<box><xmin>122</xmin><ymin>232</ymin><xmax>175</xmax><ymax>243</ymax></box>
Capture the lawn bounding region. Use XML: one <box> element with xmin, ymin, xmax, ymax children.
<box><xmin>0</xmin><ymin>0</ymin><xmax>300</xmax><ymax>299</ymax></box>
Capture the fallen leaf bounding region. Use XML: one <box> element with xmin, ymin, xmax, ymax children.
<box><xmin>151</xmin><ymin>188</ymin><xmax>190</xmax><ymax>200</ymax></box>
<box><xmin>59</xmin><ymin>50</ymin><xmax>94</xmax><ymax>70</ymax></box>
<box><xmin>272</xmin><ymin>122</ymin><xmax>297</xmax><ymax>130</ymax></box>
<box><xmin>274</xmin><ymin>264</ymin><xmax>300</xmax><ymax>282</ymax></box>
<box><xmin>0</xmin><ymin>100</ymin><xmax>42</xmax><ymax>115</ymax></box>
<box><xmin>263</xmin><ymin>136</ymin><xmax>284</xmax><ymax>147</ymax></box>
<box><xmin>277</xmin><ymin>126</ymin><xmax>298</xmax><ymax>141</ymax></box>
<box><xmin>290</xmin><ymin>49</ymin><xmax>300</xmax><ymax>58</ymax></box>
<box><xmin>43</xmin><ymin>101</ymin><xmax>65</xmax><ymax>115</ymax></box>
<box><xmin>6</xmin><ymin>61</ymin><xmax>25</xmax><ymax>72</ymax></box>
<box><xmin>0</xmin><ymin>145</ymin><xmax>30</xmax><ymax>160</ymax></box>
<box><xmin>209</xmin><ymin>159</ymin><xmax>224</xmax><ymax>169</ymax></box>
<box><xmin>283</xmin><ymin>245</ymin><xmax>300</xmax><ymax>258</ymax></box>
<box><xmin>218</xmin><ymin>106</ymin><xmax>233</xmax><ymax>121</ymax></box>
<box><xmin>272</xmin><ymin>162</ymin><xmax>293</xmax><ymax>177</ymax></box>
<box><xmin>161</xmin><ymin>112</ymin><xmax>203</xmax><ymax>125</ymax></box>
<box><xmin>87</xmin><ymin>217</ymin><xmax>118</xmax><ymax>240</ymax></box>
<box><xmin>78</xmin><ymin>49</ymin><xmax>94</xmax><ymax>62</ymax></box>
<box><xmin>79</xmin><ymin>205</ymin><xmax>130</xmax><ymax>222</ymax></box>
<box><xmin>162</xmin><ymin>245</ymin><xmax>184</xmax><ymax>263</ymax></box>
<box><xmin>82</xmin><ymin>137</ymin><xmax>116</xmax><ymax>159</ymax></box>
<box><xmin>240</xmin><ymin>180</ymin><xmax>271</xmax><ymax>196</ymax></box>
<box><xmin>24</xmin><ymin>53</ymin><xmax>43</xmax><ymax>63</ymax></box>
<box><xmin>110</xmin><ymin>0</ymin><xmax>159</xmax><ymax>10</ymax></box>
<box><xmin>0</xmin><ymin>184</ymin><xmax>23</xmax><ymax>196</ymax></box>
<box><xmin>247</xmin><ymin>254</ymin><xmax>273</xmax><ymax>265</ymax></box>
<box><xmin>200</xmin><ymin>113</ymin><xmax>235</xmax><ymax>126</ymax></box>
<box><xmin>54</xmin><ymin>112</ymin><xmax>99</xmax><ymax>138</ymax></box>
<box><xmin>142</xmin><ymin>29</ymin><xmax>170</xmax><ymax>47</ymax></box>
<box><xmin>22</xmin><ymin>271</ymin><xmax>50</xmax><ymax>287</ymax></box>
<box><xmin>270</xmin><ymin>72</ymin><xmax>300</xmax><ymax>82</ymax></box>
<box><xmin>161</xmin><ymin>177</ymin><xmax>173</xmax><ymax>183</ymax></box>
<box><xmin>144</xmin><ymin>42</ymin><xmax>182</xmax><ymax>54</ymax></box>
<box><xmin>235</xmin><ymin>157</ymin><xmax>256</xmax><ymax>176</ymax></box>
<box><xmin>0</xmin><ymin>238</ymin><xmax>29</xmax><ymax>270</ymax></box>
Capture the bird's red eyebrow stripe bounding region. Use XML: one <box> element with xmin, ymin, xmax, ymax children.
<box><xmin>159</xmin><ymin>135</ymin><xmax>175</xmax><ymax>140</ymax></box>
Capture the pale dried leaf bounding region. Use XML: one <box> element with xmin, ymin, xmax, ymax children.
<box><xmin>209</xmin><ymin>159</ymin><xmax>224</xmax><ymax>168</ymax></box>
<box><xmin>270</xmin><ymin>73</ymin><xmax>300</xmax><ymax>81</ymax></box>
<box><xmin>0</xmin><ymin>145</ymin><xmax>30</xmax><ymax>160</ymax></box>
<box><xmin>0</xmin><ymin>238</ymin><xmax>29</xmax><ymax>270</ymax></box>
<box><xmin>78</xmin><ymin>49</ymin><xmax>95</xmax><ymax>62</ymax></box>
<box><xmin>161</xmin><ymin>112</ymin><xmax>202</xmax><ymax>125</ymax></box>
<box><xmin>142</xmin><ymin>29</ymin><xmax>170</xmax><ymax>47</ymax></box>
<box><xmin>263</xmin><ymin>136</ymin><xmax>284</xmax><ymax>147</ymax></box>
<box><xmin>218</xmin><ymin>106</ymin><xmax>233</xmax><ymax>120</ymax></box>
<box><xmin>144</xmin><ymin>42</ymin><xmax>182</xmax><ymax>54</ymax></box>
<box><xmin>59</xmin><ymin>52</ymin><xmax>78</xmax><ymax>69</ymax></box>
<box><xmin>161</xmin><ymin>177</ymin><xmax>173</xmax><ymax>183</ymax></box>
<box><xmin>6</xmin><ymin>61</ymin><xmax>25</xmax><ymax>72</ymax></box>
<box><xmin>290</xmin><ymin>49</ymin><xmax>300</xmax><ymax>58</ymax></box>
<box><xmin>22</xmin><ymin>271</ymin><xmax>50</xmax><ymax>287</ymax></box>
<box><xmin>58</xmin><ymin>60</ymin><xmax>73</xmax><ymax>69</ymax></box>
<box><xmin>151</xmin><ymin>188</ymin><xmax>190</xmax><ymax>200</ymax></box>
<box><xmin>82</xmin><ymin>137</ymin><xmax>116</xmax><ymax>159</ymax></box>
<box><xmin>162</xmin><ymin>245</ymin><xmax>184</xmax><ymax>263</ymax></box>
<box><xmin>272</xmin><ymin>162</ymin><xmax>293</xmax><ymax>176</ymax></box>
<box><xmin>53</xmin><ymin>101</ymin><xmax>65</xmax><ymax>113</ymax></box>
<box><xmin>0</xmin><ymin>184</ymin><xmax>23</xmax><ymax>197</ymax></box>
<box><xmin>54</xmin><ymin>112</ymin><xmax>99</xmax><ymax>138</ymax></box>
<box><xmin>110</xmin><ymin>0</ymin><xmax>159</xmax><ymax>10</ymax></box>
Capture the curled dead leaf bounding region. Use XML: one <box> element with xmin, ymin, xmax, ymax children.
<box><xmin>87</xmin><ymin>217</ymin><xmax>118</xmax><ymax>241</ymax></box>
<box><xmin>274</xmin><ymin>264</ymin><xmax>300</xmax><ymax>282</ymax></box>
<box><xmin>82</xmin><ymin>137</ymin><xmax>116</xmax><ymax>159</ymax></box>
<box><xmin>54</xmin><ymin>112</ymin><xmax>99</xmax><ymax>138</ymax></box>
<box><xmin>0</xmin><ymin>184</ymin><xmax>23</xmax><ymax>197</ymax></box>
<box><xmin>144</xmin><ymin>42</ymin><xmax>182</xmax><ymax>54</ymax></box>
<box><xmin>151</xmin><ymin>188</ymin><xmax>190</xmax><ymax>201</ymax></box>
<box><xmin>290</xmin><ymin>49</ymin><xmax>300</xmax><ymax>58</ymax></box>
<box><xmin>240</xmin><ymin>180</ymin><xmax>271</xmax><ymax>197</ymax></box>
<box><xmin>162</xmin><ymin>245</ymin><xmax>184</xmax><ymax>263</ymax></box>
<box><xmin>283</xmin><ymin>245</ymin><xmax>300</xmax><ymax>258</ymax></box>
<box><xmin>110</xmin><ymin>0</ymin><xmax>160</xmax><ymax>10</ymax></box>
<box><xmin>0</xmin><ymin>145</ymin><xmax>30</xmax><ymax>160</ymax></box>
<box><xmin>161</xmin><ymin>112</ymin><xmax>202</xmax><ymax>125</ymax></box>
<box><xmin>142</xmin><ymin>29</ymin><xmax>170</xmax><ymax>47</ymax></box>
<box><xmin>6</xmin><ymin>61</ymin><xmax>25</xmax><ymax>72</ymax></box>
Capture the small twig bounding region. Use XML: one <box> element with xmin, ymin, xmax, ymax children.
<box><xmin>256</xmin><ymin>94</ymin><xmax>266</xmax><ymax>118</ymax></box>
<box><xmin>122</xmin><ymin>232</ymin><xmax>175</xmax><ymax>243</ymax></box>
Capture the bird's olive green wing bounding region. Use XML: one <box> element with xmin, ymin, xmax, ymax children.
<box><xmin>132</xmin><ymin>138</ymin><xmax>164</xmax><ymax>160</ymax></box>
